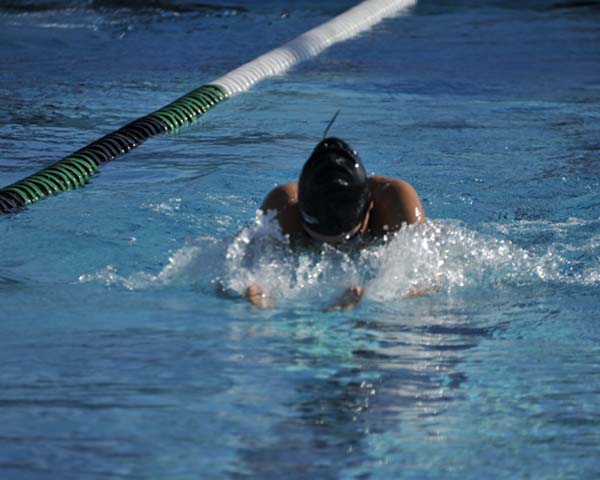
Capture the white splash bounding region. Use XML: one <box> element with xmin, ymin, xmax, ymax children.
<box><xmin>221</xmin><ymin>211</ymin><xmax>361</xmax><ymax>303</ymax></box>
<box><xmin>79</xmin><ymin>212</ymin><xmax>598</xmax><ymax>303</ymax></box>
<box><xmin>78</xmin><ymin>241</ymin><xmax>215</xmax><ymax>290</ymax></box>
<box><xmin>364</xmin><ymin>221</ymin><xmax>560</xmax><ymax>301</ymax></box>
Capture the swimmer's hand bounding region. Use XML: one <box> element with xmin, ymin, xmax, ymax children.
<box><xmin>245</xmin><ymin>284</ymin><xmax>275</xmax><ymax>309</ymax></box>
<box><xmin>325</xmin><ymin>285</ymin><xmax>364</xmax><ymax>312</ymax></box>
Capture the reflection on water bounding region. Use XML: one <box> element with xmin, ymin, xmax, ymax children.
<box><xmin>229</xmin><ymin>297</ymin><xmax>502</xmax><ymax>478</ymax></box>
<box><xmin>74</xmin><ymin>210</ymin><xmax>600</xmax><ymax>475</ymax></box>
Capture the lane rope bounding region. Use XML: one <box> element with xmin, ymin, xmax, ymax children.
<box><xmin>0</xmin><ymin>0</ymin><xmax>416</xmax><ymax>214</ymax></box>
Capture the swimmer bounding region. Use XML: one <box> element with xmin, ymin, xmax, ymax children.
<box><xmin>246</xmin><ymin>136</ymin><xmax>426</xmax><ymax>310</ymax></box>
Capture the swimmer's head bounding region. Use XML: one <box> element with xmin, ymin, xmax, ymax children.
<box><xmin>298</xmin><ymin>137</ymin><xmax>371</xmax><ymax>238</ymax></box>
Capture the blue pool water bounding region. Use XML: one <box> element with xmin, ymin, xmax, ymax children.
<box><xmin>1</xmin><ymin>1</ymin><xmax>600</xmax><ymax>478</ymax></box>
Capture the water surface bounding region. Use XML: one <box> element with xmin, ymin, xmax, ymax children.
<box><xmin>1</xmin><ymin>1</ymin><xmax>599</xmax><ymax>478</ymax></box>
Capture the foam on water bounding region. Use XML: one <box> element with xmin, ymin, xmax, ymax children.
<box><xmin>79</xmin><ymin>211</ymin><xmax>598</xmax><ymax>306</ymax></box>
<box><xmin>78</xmin><ymin>238</ymin><xmax>223</xmax><ymax>291</ymax></box>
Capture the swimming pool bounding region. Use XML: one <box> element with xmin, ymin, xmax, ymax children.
<box><xmin>1</xmin><ymin>0</ymin><xmax>599</xmax><ymax>478</ymax></box>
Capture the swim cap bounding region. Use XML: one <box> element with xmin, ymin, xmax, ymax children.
<box><xmin>298</xmin><ymin>137</ymin><xmax>371</xmax><ymax>237</ymax></box>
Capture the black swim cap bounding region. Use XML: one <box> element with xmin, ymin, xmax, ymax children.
<box><xmin>298</xmin><ymin>137</ymin><xmax>371</xmax><ymax>237</ymax></box>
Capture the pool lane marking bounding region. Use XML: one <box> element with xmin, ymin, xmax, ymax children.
<box><xmin>0</xmin><ymin>0</ymin><xmax>417</xmax><ymax>214</ymax></box>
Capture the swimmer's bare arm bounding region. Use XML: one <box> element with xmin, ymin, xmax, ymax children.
<box><xmin>245</xmin><ymin>183</ymin><xmax>303</xmax><ymax>308</ymax></box>
<box><xmin>368</xmin><ymin>176</ymin><xmax>426</xmax><ymax>235</ymax></box>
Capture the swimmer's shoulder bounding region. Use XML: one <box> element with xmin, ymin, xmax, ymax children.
<box><xmin>261</xmin><ymin>182</ymin><xmax>304</xmax><ymax>239</ymax></box>
<box><xmin>262</xmin><ymin>182</ymin><xmax>298</xmax><ymax>209</ymax></box>
<box><xmin>368</xmin><ymin>176</ymin><xmax>426</xmax><ymax>235</ymax></box>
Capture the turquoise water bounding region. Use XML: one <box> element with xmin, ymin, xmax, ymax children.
<box><xmin>1</xmin><ymin>1</ymin><xmax>600</xmax><ymax>478</ymax></box>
